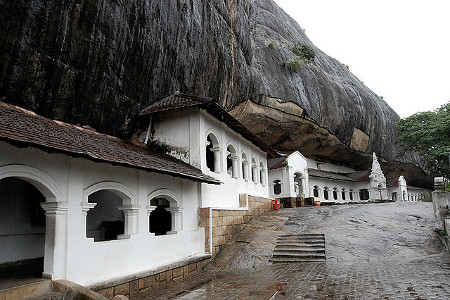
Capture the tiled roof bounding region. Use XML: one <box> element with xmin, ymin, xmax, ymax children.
<box><xmin>0</xmin><ymin>101</ymin><xmax>220</xmax><ymax>184</ymax></box>
<box><xmin>140</xmin><ymin>92</ymin><xmax>279</xmax><ymax>158</ymax></box>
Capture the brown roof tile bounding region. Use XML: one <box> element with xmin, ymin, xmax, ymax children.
<box><xmin>0</xmin><ymin>101</ymin><xmax>220</xmax><ymax>184</ymax></box>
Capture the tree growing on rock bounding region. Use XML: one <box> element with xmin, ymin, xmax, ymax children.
<box><xmin>396</xmin><ymin>102</ymin><xmax>450</xmax><ymax>180</ymax></box>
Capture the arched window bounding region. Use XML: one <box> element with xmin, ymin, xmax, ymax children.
<box><xmin>324</xmin><ymin>187</ymin><xmax>329</xmax><ymax>200</ymax></box>
<box><xmin>341</xmin><ymin>189</ymin><xmax>346</xmax><ymax>200</ymax></box>
<box><xmin>273</xmin><ymin>180</ymin><xmax>282</xmax><ymax>195</ymax></box>
<box><xmin>227</xmin><ymin>144</ymin><xmax>238</xmax><ymax>178</ymax></box>
<box><xmin>333</xmin><ymin>188</ymin><xmax>338</xmax><ymax>200</ymax></box>
<box><xmin>359</xmin><ymin>189</ymin><xmax>369</xmax><ymax>200</ymax></box>
<box><xmin>313</xmin><ymin>186</ymin><xmax>319</xmax><ymax>197</ymax></box>
<box><xmin>349</xmin><ymin>189</ymin><xmax>353</xmax><ymax>200</ymax></box>
<box><xmin>86</xmin><ymin>190</ymin><xmax>125</xmax><ymax>242</ymax></box>
<box><xmin>206</xmin><ymin>133</ymin><xmax>220</xmax><ymax>172</ymax></box>
<box><xmin>147</xmin><ymin>191</ymin><xmax>182</xmax><ymax>235</ymax></box>
<box><xmin>149</xmin><ymin>198</ymin><xmax>171</xmax><ymax>235</ymax></box>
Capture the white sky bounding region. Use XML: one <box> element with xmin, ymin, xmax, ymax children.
<box><xmin>273</xmin><ymin>0</ymin><xmax>450</xmax><ymax>118</ymax></box>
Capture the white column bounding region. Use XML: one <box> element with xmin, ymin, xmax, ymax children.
<box><xmin>243</xmin><ymin>161</ymin><xmax>249</xmax><ymax>181</ymax></box>
<box><xmin>118</xmin><ymin>201</ymin><xmax>140</xmax><ymax>238</ymax></box>
<box><xmin>167</xmin><ymin>207</ymin><xmax>183</xmax><ymax>233</ymax></box>
<box><xmin>231</xmin><ymin>156</ymin><xmax>239</xmax><ymax>179</ymax></box>
<box><xmin>40</xmin><ymin>201</ymin><xmax>69</xmax><ymax>280</ymax></box>
<box><xmin>260</xmin><ymin>169</ymin><xmax>267</xmax><ymax>186</ymax></box>
<box><xmin>212</xmin><ymin>147</ymin><xmax>222</xmax><ymax>173</ymax></box>
<box><xmin>81</xmin><ymin>202</ymin><xmax>97</xmax><ymax>237</ymax></box>
<box><xmin>146</xmin><ymin>205</ymin><xmax>157</xmax><ymax>235</ymax></box>
<box><xmin>252</xmin><ymin>165</ymin><xmax>258</xmax><ymax>184</ymax></box>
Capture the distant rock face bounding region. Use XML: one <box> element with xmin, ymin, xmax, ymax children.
<box><xmin>0</xmin><ymin>0</ymin><xmax>428</xmax><ymax>185</ymax></box>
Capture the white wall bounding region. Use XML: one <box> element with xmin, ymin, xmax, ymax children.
<box><xmin>0</xmin><ymin>141</ymin><xmax>206</xmax><ymax>286</ymax></box>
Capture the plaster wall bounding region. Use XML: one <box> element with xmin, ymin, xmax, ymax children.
<box><xmin>152</xmin><ymin>109</ymin><xmax>193</xmax><ymax>164</ymax></box>
<box><xmin>0</xmin><ymin>141</ymin><xmax>206</xmax><ymax>286</ymax></box>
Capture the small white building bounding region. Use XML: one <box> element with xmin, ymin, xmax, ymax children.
<box><xmin>139</xmin><ymin>92</ymin><xmax>278</xmax><ymax>208</ymax></box>
<box><xmin>268</xmin><ymin>151</ymin><xmax>309</xmax><ymax>201</ymax></box>
<box><xmin>387</xmin><ymin>175</ymin><xmax>431</xmax><ymax>201</ymax></box>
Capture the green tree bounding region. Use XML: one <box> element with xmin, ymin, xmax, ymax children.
<box><xmin>395</xmin><ymin>102</ymin><xmax>450</xmax><ymax>179</ymax></box>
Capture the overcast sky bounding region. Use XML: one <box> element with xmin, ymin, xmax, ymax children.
<box><xmin>273</xmin><ymin>0</ymin><xmax>450</xmax><ymax>118</ymax></box>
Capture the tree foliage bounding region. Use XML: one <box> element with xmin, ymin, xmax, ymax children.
<box><xmin>395</xmin><ymin>102</ymin><xmax>450</xmax><ymax>179</ymax></box>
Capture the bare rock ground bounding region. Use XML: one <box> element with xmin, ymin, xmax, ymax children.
<box><xmin>209</xmin><ymin>202</ymin><xmax>446</xmax><ymax>270</ymax></box>
<box><xmin>135</xmin><ymin>202</ymin><xmax>450</xmax><ymax>299</ymax></box>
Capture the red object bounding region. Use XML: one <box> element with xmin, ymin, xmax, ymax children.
<box><xmin>315</xmin><ymin>200</ymin><xmax>321</xmax><ymax>207</ymax></box>
<box><xmin>272</xmin><ymin>199</ymin><xmax>280</xmax><ymax>210</ymax></box>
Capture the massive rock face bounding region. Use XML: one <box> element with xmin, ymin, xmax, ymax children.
<box><xmin>0</xmin><ymin>0</ymin><xmax>428</xmax><ymax>186</ymax></box>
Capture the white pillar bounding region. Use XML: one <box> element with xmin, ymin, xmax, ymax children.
<box><xmin>146</xmin><ymin>205</ymin><xmax>157</xmax><ymax>236</ymax></box>
<box><xmin>167</xmin><ymin>207</ymin><xmax>183</xmax><ymax>233</ymax></box>
<box><xmin>231</xmin><ymin>156</ymin><xmax>239</xmax><ymax>179</ymax></box>
<box><xmin>40</xmin><ymin>201</ymin><xmax>69</xmax><ymax>280</ymax></box>
<box><xmin>261</xmin><ymin>169</ymin><xmax>267</xmax><ymax>186</ymax></box>
<box><xmin>212</xmin><ymin>147</ymin><xmax>222</xmax><ymax>173</ymax></box>
<box><xmin>252</xmin><ymin>165</ymin><xmax>258</xmax><ymax>184</ymax></box>
<box><xmin>118</xmin><ymin>201</ymin><xmax>140</xmax><ymax>238</ymax></box>
<box><xmin>243</xmin><ymin>161</ymin><xmax>249</xmax><ymax>181</ymax></box>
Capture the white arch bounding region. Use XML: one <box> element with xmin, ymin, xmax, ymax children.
<box><xmin>147</xmin><ymin>188</ymin><xmax>182</xmax><ymax>208</ymax></box>
<box><xmin>205</xmin><ymin>129</ymin><xmax>221</xmax><ymax>147</ymax></box>
<box><xmin>84</xmin><ymin>181</ymin><xmax>135</xmax><ymax>203</ymax></box>
<box><xmin>0</xmin><ymin>164</ymin><xmax>62</xmax><ymax>201</ymax></box>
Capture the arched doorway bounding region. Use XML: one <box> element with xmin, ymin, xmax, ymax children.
<box><xmin>0</xmin><ymin>165</ymin><xmax>66</xmax><ymax>281</ymax></box>
<box><xmin>0</xmin><ymin>178</ymin><xmax>46</xmax><ymax>279</ymax></box>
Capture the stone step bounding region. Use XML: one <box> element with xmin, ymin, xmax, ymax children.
<box><xmin>273</xmin><ymin>250</ymin><xmax>325</xmax><ymax>255</ymax></box>
<box><xmin>274</xmin><ymin>245</ymin><xmax>325</xmax><ymax>250</ymax></box>
<box><xmin>275</xmin><ymin>242</ymin><xmax>325</xmax><ymax>247</ymax></box>
<box><xmin>277</xmin><ymin>235</ymin><xmax>324</xmax><ymax>239</ymax></box>
<box><xmin>277</xmin><ymin>236</ymin><xmax>325</xmax><ymax>240</ymax></box>
<box><xmin>271</xmin><ymin>257</ymin><xmax>326</xmax><ymax>263</ymax></box>
<box><xmin>277</xmin><ymin>241</ymin><xmax>325</xmax><ymax>246</ymax></box>
<box><xmin>273</xmin><ymin>253</ymin><xmax>326</xmax><ymax>259</ymax></box>
<box><xmin>278</xmin><ymin>234</ymin><xmax>324</xmax><ymax>238</ymax></box>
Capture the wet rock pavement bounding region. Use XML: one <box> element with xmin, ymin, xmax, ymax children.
<box><xmin>133</xmin><ymin>202</ymin><xmax>450</xmax><ymax>299</ymax></box>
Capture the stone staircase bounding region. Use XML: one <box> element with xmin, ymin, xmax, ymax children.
<box><xmin>271</xmin><ymin>234</ymin><xmax>326</xmax><ymax>263</ymax></box>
